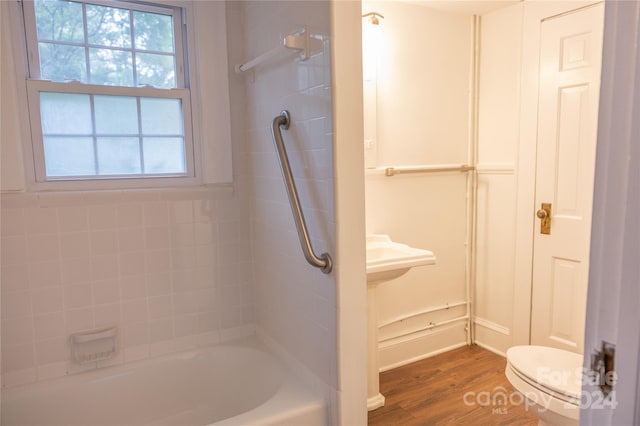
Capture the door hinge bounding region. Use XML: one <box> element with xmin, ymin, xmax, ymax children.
<box><xmin>589</xmin><ymin>341</ymin><xmax>616</xmax><ymax>397</ymax></box>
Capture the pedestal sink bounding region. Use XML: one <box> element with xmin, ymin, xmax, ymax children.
<box><xmin>366</xmin><ymin>234</ymin><xmax>436</xmax><ymax>411</ymax></box>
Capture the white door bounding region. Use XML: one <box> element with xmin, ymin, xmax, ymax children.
<box><xmin>530</xmin><ymin>3</ymin><xmax>604</xmax><ymax>354</ymax></box>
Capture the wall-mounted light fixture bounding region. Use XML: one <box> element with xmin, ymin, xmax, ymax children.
<box><xmin>362</xmin><ymin>11</ymin><xmax>384</xmax><ymax>25</ymax></box>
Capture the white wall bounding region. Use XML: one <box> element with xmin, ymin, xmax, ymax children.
<box><xmin>234</xmin><ymin>0</ymin><xmax>340</xmax><ymax>419</ymax></box>
<box><xmin>363</xmin><ymin>1</ymin><xmax>472</xmax><ymax>369</ymax></box>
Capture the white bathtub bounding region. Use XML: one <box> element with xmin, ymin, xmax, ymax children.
<box><xmin>1</xmin><ymin>338</ymin><xmax>327</xmax><ymax>426</ymax></box>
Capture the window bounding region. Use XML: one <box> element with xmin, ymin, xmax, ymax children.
<box><xmin>22</xmin><ymin>0</ymin><xmax>195</xmax><ymax>185</ymax></box>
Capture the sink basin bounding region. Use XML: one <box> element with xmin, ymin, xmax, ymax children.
<box><xmin>366</xmin><ymin>234</ymin><xmax>436</xmax><ymax>283</ymax></box>
<box><xmin>364</xmin><ymin>234</ymin><xmax>436</xmax><ymax>410</ymax></box>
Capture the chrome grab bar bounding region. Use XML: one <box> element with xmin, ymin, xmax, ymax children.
<box><xmin>385</xmin><ymin>164</ymin><xmax>475</xmax><ymax>176</ymax></box>
<box><xmin>270</xmin><ymin>110</ymin><xmax>333</xmax><ymax>274</ymax></box>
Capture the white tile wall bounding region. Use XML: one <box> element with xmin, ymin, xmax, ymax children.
<box><xmin>236</xmin><ymin>1</ymin><xmax>337</xmax><ymax>389</ymax></box>
<box><xmin>0</xmin><ymin>188</ymin><xmax>253</xmax><ymax>387</ymax></box>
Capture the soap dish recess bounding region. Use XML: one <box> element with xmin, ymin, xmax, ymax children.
<box><xmin>70</xmin><ymin>326</ymin><xmax>117</xmax><ymax>364</ymax></box>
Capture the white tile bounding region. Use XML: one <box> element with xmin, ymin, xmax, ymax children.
<box><xmin>34</xmin><ymin>312</ymin><xmax>65</xmax><ymax>340</ymax></box>
<box><xmin>91</xmin><ymin>255</ymin><xmax>119</xmax><ymax>280</ymax></box>
<box><xmin>1</xmin><ymin>291</ymin><xmax>31</xmax><ymax>319</ymax></box>
<box><xmin>174</xmin><ymin>314</ymin><xmax>199</xmax><ymax>337</ymax></box>
<box><xmin>146</xmin><ymin>272</ymin><xmax>172</xmax><ymax>296</ymax></box>
<box><xmin>173</xmin><ymin>292</ymin><xmax>200</xmax><ymax>315</ymax></box>
<box><xmin>88</xmin><ymin>205</ymin><xmax>117</xmax><ymax>230</ymax></box>
<box><xmin>90</xmin><ymin>230</ymin><xmax>119</xmax><ymax>255</ymax></box>
<box><xmin>57</xmin><ymin>207</ymin><xmax>88</xmax><ymax>232</ymax></box>
<box><xmin>195</xmin><ymin>246</ymin><xmax>216</xmax><ymax>267</ymax></box>
<box><xmin>2</xmin><ymin>317</ymin><xmax>34</xmax><ymax>347</ymax></box>
<box><xmin>170</xmin><ymin>201</ymin><xmax>193</xmax><ymax>224</ymax></box>
<box><xmin>171</xmin><ymin>223</ymin><xmax>195</xmax><ymax>247</ymax></box>
<box><xmin>122</xmin><ymin>299</ymin><xmax>147</xmax><ymax>323</ymax></box>
<box><xmin>148</xmin><ymin>318</ymin><xmax>173</xmax><ymax>342</ymax></box>
<box><xmin>171</xmin><ymin>269</ymin><xmax>196</xmax><ymax>292</ymax></box>
<box><xmin>65</xmin><ymin>308</ymin><xmax>94</xmax><ymax>333</ymax></box>
<box><xmin>197</xmin><ymin>311</ymin><xmax>219</xmax><ymax>333</ymax></box>
<box><xmin>119</xmin><ymin>252</ymin><xmax>145</xmax><ymax>277</ymax></box>
<box><xmin>194</xmin><ymin>266</ymin><xmax>216</xmax><ymax>289</ymax></box>
<box><xmin>63</xmin><ymin>284</ymin><xmax>93</xmax><ymax>309</ymax></box>
<box><xmin>122</xmin><ymin>322</ymin><xmax>148</xmax><ymax>347</ymax></box>
<box><xmin>1</xmin><ymin>236</ymin><xmax>27</xmax><ymax>265</ymax></box>
<box><xmin>1</xmin><ymin>264</ymin><xmax>29</xmax><ymax>293</ymax></box>
<box><xmin>1</xmin><ymin>208</ymin><xmax>25</xmax><ymax>236</ymax></box>
<box><xmin>35</xmin><ymin>338</ymin><xmax>69</xmax><ymax>365</ymax></box>
<box><xmin>26</xmin><ymin>234</ymin><xmax>60</xmax><ymax>262</ymax></box>
<box><xmin>171</xmin><ymin>247</ymin><xmax>197</xmax><ymax>269</ymax></box>
<box><xmin>118</xmin><ymin>228</ymin><xmax>145</xmax><ymax>252</ymax></box>
<box><xmin>148</xmin><ymin>295</ymin><xmax>172</xmax><ymax>319</ymax></box>
<box><xmin>2</xmin><ymin>343</ymin><xmax>35</xmax><ymax>372</ymax></box>
<box><xmin>120</xmin><ymin>274</ymin><xmax>146</xmax><ymax>300</ymax></box>
<box><xmin>92</xmin><ymin>279</ymin><xmax>120</xmax><ymax>305</ymax></box>
<box><xmin>2</xmin><ymin>368</ymin><xmax>37</xmax><ymax>388</ymax></box>
<box><xmin>25</xmin><ymin>208</ymin><xmax>59</xmax><ymax>235</ymax></box>
<box><xmin>28</xmin><ymin>261</ymin><xmax>62</xmax><ymax>288</ymax></box>
<box><xmin>143</xmin><ymin>202</ymin><xmax>169</xmax><ymax>227</ymax></box>
<box><xmin>193</xmin><ymin>200</ymin><xmax>213</xmax><ymax>223</ymax></box>
<box><xmin>194</xmin><ymin>223</ymin><xmax>215</xmax><ymax>245</ymax></box>
<box><xmin>38</xmin><ymin>192</ymin><xmax>86</xmax><ymax>207</ymax></box>
<box><xmin>37</xmin><ymin>361</ymin><xmax>68</xmax><ymax>381</ymax></box>
<box><xmin>123</xmin><ymin>345</ymin><xmax>149</xmax><ymax>362</ymax></box>
<box><xmin>149</xmin><ymin>340</ymin><xmax>173</xmax><ymax>357</ymax></box>
<box><xmin>145</xmin><ymin>227</ymin><xmax>170</xmax><ymax>249</ymax></box>
<box><xmin>117</xmin><ymin>203</ymin><xmax>143</xmax><ymax>228</ymax></box>
<box><xmin>31</xmin><ymin>286</ymin><xmax>63</xmax><ymax>315</ymax></box>
<box><xmin>94</xmin><ymin>303</ymin><xmax>121</xmax><ymax>327</ymax></box>
<box><xmin>60</xmin><ymin>232</ymin><xmax>90</xmax><ymax>259</ymax></box>
<box><xmin>61</xmin><ymin>258</ymin><xmax>91</xmax><ymax>284</ymax></box>
<box><xmin>145</xmin><ymin>250</ymin><xmax>171</xmax><ymax>273</ymax></box>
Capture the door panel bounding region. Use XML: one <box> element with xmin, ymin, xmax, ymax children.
<box><xmin>530</xmin><ymin>4</ymin><xmax>604</xmax><ymax>354</ymax></box>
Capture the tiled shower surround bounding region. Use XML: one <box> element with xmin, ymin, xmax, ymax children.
<box><xmin>0</xmin><ymin>188</ymin><xmax>253</xmax><ymax>387</ymax></box>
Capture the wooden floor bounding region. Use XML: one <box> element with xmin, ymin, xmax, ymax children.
<box><xmin>368</xmin><ymin>345</ymin><xmax>538</xmax><ymax>426</ymax></box>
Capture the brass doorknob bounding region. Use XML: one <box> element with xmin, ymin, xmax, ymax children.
<box><xmin>536</xmin><ymin>209</ymin><xmax>548</xmax><ymax>219</ymax></box>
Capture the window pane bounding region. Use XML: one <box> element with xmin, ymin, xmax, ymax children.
<box><xmin>143</xmin><ymin>137</ymin><xmax>185</xmax><ymax>173</ymax></box>
<box><xmin>40</xmin><ymin>92</ymin><xmax>92</xmax><ymax>134</ymax></box>
<box><xmin>97</xmin><ymin>137</ymin><xmax>141</xmax><ymax>175</ymax></box>
<box><xmin>140</xmin><ymin>98</ymin><xmax>182</xmax><ymax>134</ymax></box>
<box><xmin>136</xmin><ymin>53</ymin><xmax>176</xmax><ymax>88</ymax></box>
<box><xmin>34</xmin><ymin>0</ymin><xmax>84</xmax><ymax>43</ymax></box>
<box><xmin>133</xmin><ymin>11</ymin><xmax>174</xmax><ymax>53</ymax></box>
<box><xmin>86</xmin><ymin>4</ymin><xmax>131</xmax><ymax>48</ymax></box>
<box><xmin>44</xmin><ymin>136</ymin><xmax>95</xmax><ymax>176</ymax></box>
<box><xmin>39</xmin><ymin>42</ymin><xmax>87</xmax><ymax>82</ymax></box>
<box><xmin>94</xmin><ymin>96</ymin><xmax>138</xmax><ymax>134</ymax></box>
<box><xmin>89</xmin><ymin>48</ymin><xmax>133</xmax><ymax>86</ymax></box>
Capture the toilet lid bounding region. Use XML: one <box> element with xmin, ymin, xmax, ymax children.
<box><xmin>506</xmin><ymin>345</ymin><xmax>583</xmax><ymax>400</ymax></box>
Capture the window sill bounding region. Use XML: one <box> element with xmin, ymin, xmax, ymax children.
<box><xmin>0</xmin><ymin>183</ymin><xmax>234</xmax><ymax>208</ymax></box>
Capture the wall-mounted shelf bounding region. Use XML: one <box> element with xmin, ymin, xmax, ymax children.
<box><xmin>234</xmin><ymin>27</ymin><xmax>323</xmax><ymax>74</ymax></box>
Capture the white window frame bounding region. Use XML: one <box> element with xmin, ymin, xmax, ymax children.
<box><xmin>20</xmin><ymin>0</ymin><xmax>202</xmax><ymax>190</ymax></box>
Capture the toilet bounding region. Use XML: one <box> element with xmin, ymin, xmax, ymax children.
<box><xmin>505</xmin><ymin>346</ymin><xmax>583</xmax><ymax>426</ymax></box>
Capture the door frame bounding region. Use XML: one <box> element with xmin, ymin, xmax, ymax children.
<box><xmin>512</xmin><ymin>0</ymin><xmax>603</xmax><ymax>347</ymax></box>
<box><xmin>581</xmin><ymin>1</ymin><xmax>640</xmax><ymax>423</ymax></box>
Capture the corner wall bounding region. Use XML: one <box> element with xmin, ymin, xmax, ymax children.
<box><xmin>473</xmin><ymin>3</ymin><xmax>524</xmax><ymax>354</ymax></box>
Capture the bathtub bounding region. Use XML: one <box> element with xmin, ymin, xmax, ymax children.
<box><xmin>1</xmin><ymin>337</ymin><xmax>327</xmax><ymax>426</ymax></box>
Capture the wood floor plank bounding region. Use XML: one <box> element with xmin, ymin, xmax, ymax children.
<box><xmin>368</xmin><ymin>345</ymin><xmax>538</xmax><ymax>426</ymax></box>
